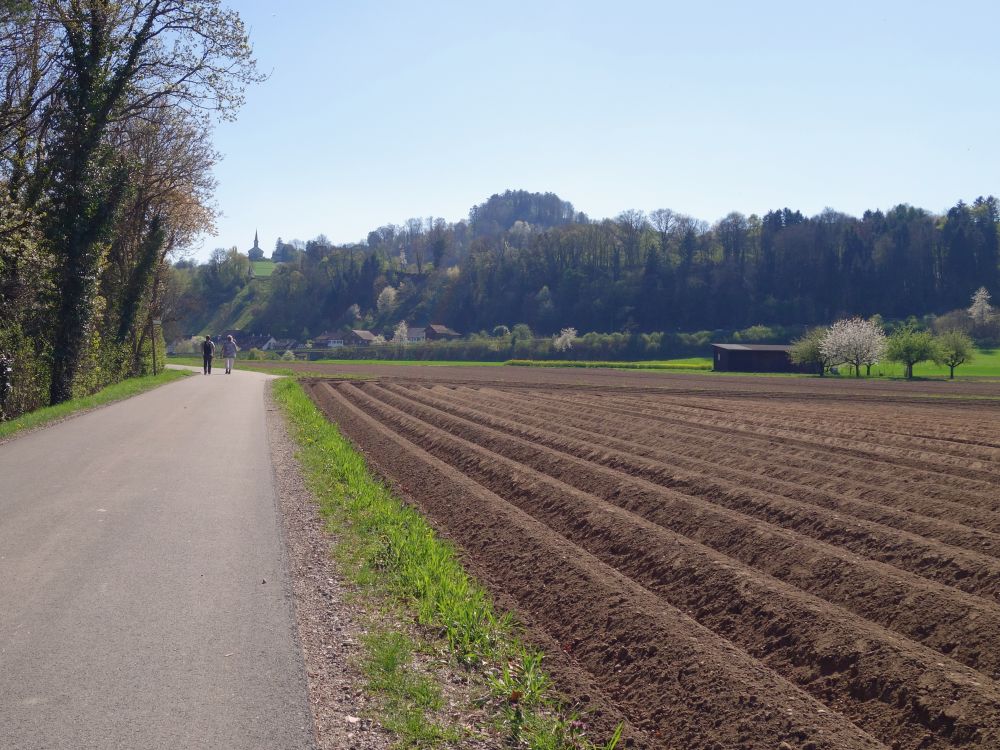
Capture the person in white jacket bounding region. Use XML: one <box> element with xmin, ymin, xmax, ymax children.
<box><xmin>221</xmin><ymin>335</ymin><xmax>239</xmax><ymax>374</ymax></box>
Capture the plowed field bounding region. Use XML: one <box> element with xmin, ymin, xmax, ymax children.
<box><xmin>303</xmin><ymin>373</ymin><xmax>1000</xmax><ymax>750</ymax></box>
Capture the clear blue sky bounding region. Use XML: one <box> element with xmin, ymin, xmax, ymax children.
<box><xmin>198</xmin><ymin>0</ymin><xmax>999</xmax><ymax>261</ymax></box>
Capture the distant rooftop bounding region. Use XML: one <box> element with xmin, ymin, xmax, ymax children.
<box><xmin>711</xmin><ymin>343</ymin><xmax>792</xmax><ymax>352</ymax></box>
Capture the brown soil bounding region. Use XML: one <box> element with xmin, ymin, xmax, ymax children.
<box><xmin>301</xmin><ymin>369</ymin><xmax>1000</xmax><ymax>750</ymax></box>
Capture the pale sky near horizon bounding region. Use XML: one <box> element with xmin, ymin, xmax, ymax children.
<box><xmin>195</xmin><ymin>0</ymin><xmax>1000</xmax><ymax>261</ymax></box>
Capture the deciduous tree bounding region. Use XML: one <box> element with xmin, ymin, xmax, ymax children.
<box><xmin>553</xmin><ymin>327</ymin><xmax>576</xmax><ymax>352</ymax></box>
<box><xmin>885</xmin><ymin>325</ymin><xmax>938</xmax><ymax>379</ymax></box>
<box><xmin>790</xmin><ymin>327</ymin><xmax>833</xmax><ymax>376</ymax></box>
<box><xmin>820</xmin><ymin>318</ymin><xmax>887</xmax><ymax>377</ymax></box>
<box><xmin>934</xmin><ymin>329</ymin><xmax>975</xmax><ymax>379</ymax></box>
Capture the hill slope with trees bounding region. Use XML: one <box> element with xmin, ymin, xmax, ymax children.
<box><xmin>167</xmin><ymin>190</ymin><xmax>1000</xmax><ymax>354</ymax></box>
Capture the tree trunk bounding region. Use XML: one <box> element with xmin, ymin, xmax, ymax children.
<box><xmin>949</xmin><ymin>365</ymin><xmax>955</xmax><ymax>379</ymax></box>
<box><xmin>49</xmin><ymin>262</ymin><xmax>94</xmax><ymax>404</ymax></box>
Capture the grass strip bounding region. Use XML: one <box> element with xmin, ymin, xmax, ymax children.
<box><xmin>272</xmin><ymin>378</ymin><xmax>622</xmax><ymax>750</ymax></box>
<box><xmin>0</xmin><ymin>370</ymin><xmax>190</xmax><ymax>441</ymax></box>
<box><xmin>505</xmin><ymin>358</ymin><xmax>712</xmax><ymax>370</ymax></box>
<box><xmin>361</xmin><ymin>630</ymin><xmax>461</xmax><ymax>746</ymax></box>
<box><xmin>309</xmin><ymin>358</ymin><xmax>503</xmax><ymax>367</ymax></box>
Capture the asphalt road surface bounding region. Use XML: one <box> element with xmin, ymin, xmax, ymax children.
<box><xmin>0</xmin><ymin>368</ymin><xmax>316</xmax><ymax>749</ymax></box>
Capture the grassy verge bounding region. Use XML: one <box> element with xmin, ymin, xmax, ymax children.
<box><xmin>0</xmin><ymin>370</ymin><xmax>190</xmax><ymax>441</ymax></box>
<box><xmin>273</xmin><ymin>378</ymin><xmax>622</xmax><ymax>750</ymax></box>
<box><xmin>310</xmin><ymin>358</ymin><xmax>503</xmax><ymax>367</ymax></box>
<box><xmin>505</xmin><ymin>358</ymin><xmax>712</xmax><ymax>371</ymax></box>
<box><xmin>167</xmin><ymin>358</ymin><xmax>358</xmax><ymax>379</ymax></box>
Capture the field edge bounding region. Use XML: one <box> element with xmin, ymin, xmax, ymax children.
<box><xmin>271</xmin><ymin>377</ymin><xmax>624</xmax><ymax>750</ymax></box>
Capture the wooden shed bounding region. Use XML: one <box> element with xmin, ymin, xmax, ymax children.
<box><xmin>711</xmin><ymin>343</ymin><xmax>805</xmax><ymax>373</ymax></box>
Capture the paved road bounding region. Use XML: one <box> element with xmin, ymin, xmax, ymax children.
<box><xmin>0</xmin><ymin>369</ymin><xmax>315</xmax><ymax>749</ymax></box>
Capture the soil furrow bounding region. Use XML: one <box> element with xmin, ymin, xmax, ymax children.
<box><xmin>611</xmin><ymin>395</ymin><xmax>1000</xmax><ymax>462</ymax></box>
<box><xmin>542</xmin><ymin>389</ymin><xmax>1000</xmax><ymax>484</ymax></box>
<box><xmin>335</xmin><ymin>381</ymin><xmax>1000</xmax><ymax>748</ymax></box>
<box><xmin>307</xmin><ymin>381</ymin><xmax>888</xmax><ymax>750</ymax></box>
<box><xmin>523</xmin><ymin>388</ymin><xmax>1000</xmax><ymax>509</ymax></box>
<box><xmin>391</xmin><ymin>384</ymin><xmax>1000</xmax><ymax>605</ymax></box>
<box><xmin>369</xmin><ymin>381</ymin><xmax>1000</xmax><ymax>677</ymax></box>
<box><xmin>442</xmin><ymin>385</ymin><xmax>1000</xmax><ymax>535</ymax></box>
<box><xmin>424</xmin><ymin>385</ymin><xmax>1000</xmax><ymax>549</ymax></box>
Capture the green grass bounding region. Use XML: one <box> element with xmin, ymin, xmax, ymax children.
<box><xmin>166</xmin><ymin>358</ymin><xmax>367</xmax><ymax>379</ymax></box>
<box><xmin>361</xmin><ymin>631</ymin><xmax>460</xmax><ymax>747</ymax></box>
<box><xmin>272</xmin><ymin>378</ymin><xmax>622</xmax><ymax>750</ymax></box>
<box><xmin>0</xmin><ymin>370</ymin><xmax>190</xmax><ymax>441</ymax></box>
<box><xmin>505</xmin><ymin>358</ymin><xmax>712</xmax><ymax>371</ymax></box>
<box><xmin>251</xmin><ymin>260</ymin><xmax>275</xmax><ymax>277</ymax></box>
<box><xmin>872</xmin><ymin>348</ymin><xmax>1000</xmax><ymax>379</ymax></box>
<box><xmin>310</xmin><ymin>358</ymin><xmax>504</xmax><ymax>367</ymax></box>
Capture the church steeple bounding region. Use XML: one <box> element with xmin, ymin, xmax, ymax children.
<box><xmin>253</xmin><ymin>230</ymin><xmax>259</xmax><ymax>250</ymax></box>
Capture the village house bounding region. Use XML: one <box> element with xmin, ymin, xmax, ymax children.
<box><xmin>346</xmin><ymin>329</ymin><xmax>378</xmax><ymax>346</ymax></box>
<box><xmin>406</xmin><ymin>326</ymin><xmax>426</xmax><ymax>344</ymax></box>
<box><xmin>424</xmin><ymin>324</ymin><xmax>460</xmax><ymax>341</ymax></box>
<box><xmin>314</xmin><ymin>331</ymin><xmax>345</xmax><ymax>348</ymax></box>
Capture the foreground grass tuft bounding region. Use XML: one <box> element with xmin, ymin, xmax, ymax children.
<box><xmin>0</xmin><ymin>370</ymin><xmax>189</xmax><ymax>441</ymax></box>
<box><xmin>361</xmin><ymin>631</ymin><xmax>460</xmax><ymax>747</ymax></box>
<box><xmin>273</xmin><ymin>378</ymin><xmax>622</xmax><ymax>750</ymax></box>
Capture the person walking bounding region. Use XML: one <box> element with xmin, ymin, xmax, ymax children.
<box><xmin>222</xmin><ymin>335</ymin><xmax>239</xmax><ymax>374</ymax></box>
<box><xmin>202</xmin><ymin>335</ymin><xmax>215</xmax><ymax>375</ymax></box>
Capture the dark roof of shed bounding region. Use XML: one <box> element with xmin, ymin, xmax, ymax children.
<box><xmin>427</xmin><ymin>324</ymin><xmax>459</xmax><ymax>335</ymax></box>
<box><xmin>350</xmin><ymin>329</ymin><xmax>377</xmax><ymax>340</ymax></box>
<box><xmin>711</xmin><ymin>343</ymin><xmax>792</xmax><ymax>352</ymax></box>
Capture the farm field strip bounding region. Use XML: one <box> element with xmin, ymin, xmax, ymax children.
<box><xmin>606</xmin><ymin>390</ymin><xmax>1000</xmax><ymax>449</ymax></box>
<box><xmin>352</xmin><ymin>386</ymin><xmax>1000</xmax><ymax>692</ymax></box>
<box><xmin>522</xmin><ymin>388</ymin><xmax>1000</xmax><ymax>502</ymax></box>
<box><xmin>421</xmin><ymin>385</ymin><xmax>1000</xmax><ymax>544</ymax></box>
<box><xmin>305</xmin><ymin>376</ymin><xmax>1000</xmax><ymax>748</ymax></box>
<box><xmin>434</xmin><ymin>384</ymin><xmax>1000</xmax><ymax>536</ymax></box>
<box><xmin>402</xmin><ymin>384</ymin><xmax>1000</xmax><ymax>603</ymax></box>
<box><xmin>309</xmin><ymin>382</ymin><xmax>889</xmax><ymax>750</ymax></box>
<box><xmin>342</xmin><ymin>382</ymin><xmax>1000</xmax><ymax>738</ymax></box>
<box><xmin>382</xmin><ymin>382</ymin><xmax>1000</xmax><ymax>679</ymax></box>
<box><xmin>624</xmin><ymin>396</ymin><xmax>1000</xmax><ymax>461</ymax></box>
<box><xmin>548</xmin><ymin>391</ymin><xmax>1000</xmax><ymax>484</ymax></box>
<box><xmin>504</xmin><ymin>388</ymin><xmax>1000</xmax><ymax>508</ymax></box>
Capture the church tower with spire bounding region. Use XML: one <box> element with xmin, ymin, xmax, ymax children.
<box><xmin>248</xmin><ymin>230</ymin><xmax>264</xmax><ymax>261</ymax></box>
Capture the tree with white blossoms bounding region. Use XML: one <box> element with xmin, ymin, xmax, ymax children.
<box><xmin>969</xmin><ymin>287</ymin><xmax>993</xmax><ymax>325</ymax></box>
<box><xmin>553</xmin><ymin>327</ymin><xmax>577</xmax><ymax>352</ymax></box>
<box><xmin>376</xmin><ymin>285</ymin><xmax>398</xmax><ymax>313</ymax></box>
<box><xmin>394</xmin><ymin>320</ymin><xmax>409</xmax><ymax>344</ymax></box>
<box><xmin>370</xmin><ymin>334</ymin><xmax>387</xmax><ymax>345</ymax></box>
<box><xmin>821</xmin><ymin>317</ymin><xmax>887</xmax><ymax>377</ymax></box>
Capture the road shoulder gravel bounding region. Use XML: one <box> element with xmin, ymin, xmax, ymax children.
<box><xmin>265</xmin><ymin>382</ymin><xmax>393</xmax><ymax>750</ymax></box>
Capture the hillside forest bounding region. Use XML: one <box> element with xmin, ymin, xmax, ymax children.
<box><xmin>167</xmin><ymin>189</ymin><xmax>1000</xmax><ymax>351</ymax></box>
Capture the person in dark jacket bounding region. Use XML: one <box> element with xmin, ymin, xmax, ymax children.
<box><xmin>202</xmin><ymin>335</ymin><xmax>215</xmax><ymax>374</ymax></box>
